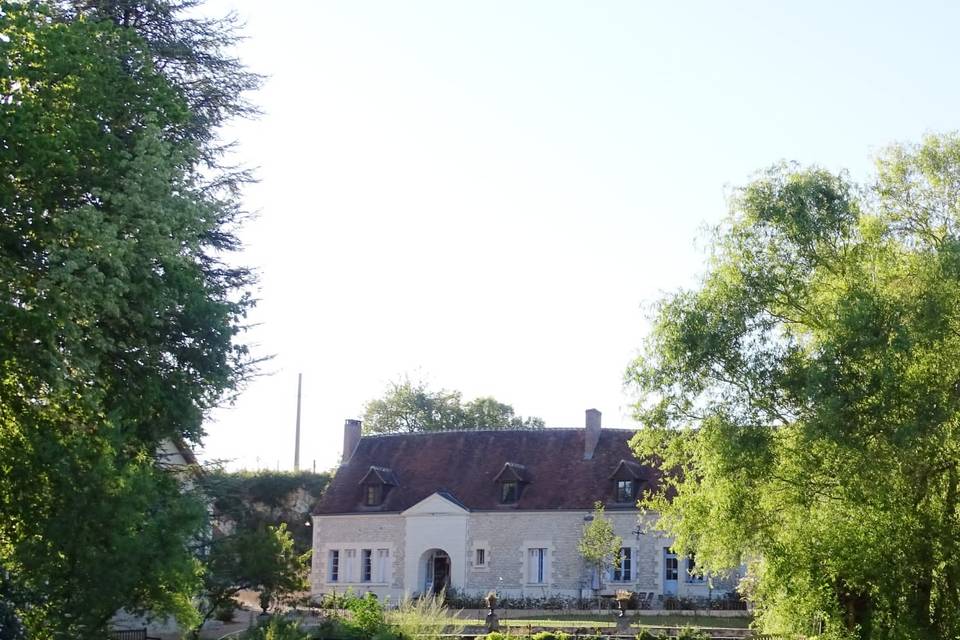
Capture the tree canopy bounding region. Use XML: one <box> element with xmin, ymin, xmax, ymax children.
<box><xmin>191</xmin><ymin>522</ymin><xmax>308</xmax><ymax>635</ymax></box>
<box><xmin>628</xmin><ymin>134</ymin><xmax>960</xmax><ymax>639</ymax></box>
<box><xmin>362</xmin><ymin>378</ymin><xmax>545</xmax><ymax>433</ymax></box>
<box><xmin>0</xmin><ymin>0</ymin><xmax>258</xmax><ymax>636</ymax></box>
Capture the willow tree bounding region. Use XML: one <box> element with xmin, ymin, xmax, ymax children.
<box><xmin>629</xmin><ymin>135</ymin><xmax>960</xmax><ymax>640</ymax></box>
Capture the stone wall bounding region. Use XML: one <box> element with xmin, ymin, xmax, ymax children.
<box><xmin>311</xmin><ymin>506</ymin><xmax>742</xmax><ymax>601</ymax></box>
<box><xmin>311</xmin><ymin>513</ymin><xmax>406</xmax><ymax>601</ymax></box>
<box><xmin>464</xmin><ymin>510</ymin><xmax>665</xmax><ymax>597</ymax></box>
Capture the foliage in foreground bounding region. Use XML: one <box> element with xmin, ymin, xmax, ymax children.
<box><xmin>314</xmin><ymin>592</ymin><xmax>464</xmax><ymax>640</ymax></box>
<box><xmin>0</xmin><ymin>0</ymin><xmax>259</xmax><ymax>636</ymax></box>
<box><xmin>389</xmin><ymin>593</ymin><xmax>466</xmax><ymax>640</ymax></box>
<box><xmin>246</xmin><ymin>617</ymin><xmax>313</xmax><ymax>640</ymax></box>
<box><xmin>191</xmin><ymin>523</ymin><xmax>309</xmax><ymax>637</ymax></box>
<box><xmin>363</xmin><ymin>377</ymin><xmax>545</xmax><ymax>433</ymax></box>
<box><xmin>629</xmin><ymin>134</ymin><xmax>960</xmax><ymax>639</ymax></box>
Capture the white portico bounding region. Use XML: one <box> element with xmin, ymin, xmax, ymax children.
<box><xmin>403</xmin><ymin>493</ymin><xmax>468</xmax><ymax>596</ymax></box>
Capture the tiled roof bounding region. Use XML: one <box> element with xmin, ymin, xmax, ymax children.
<box><xmin>314</xmin><ymin>428</ymin><xmax>657</xmax><ymax>514</ymax></box>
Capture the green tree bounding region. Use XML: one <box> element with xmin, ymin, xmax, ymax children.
<box><xmin>463</xmin><ymin>396</ymin><xmax>546</xmax><ymax>430</ymax></box>
<box><xmin>627</xmin><ymin>134</ymin><xmax>960</xmax><ymax>639</ymax></box>
<box><xmin>577</xmin><ymin>502</ymin><xmax>622</xmax><ymax>601</ymax></box>
<box><xmin>363</xmin><ymin>377</ymin><xmax>544</xmax><ymax>433</ymax></box>
<box><xmin>51</xmin><ymin>0</ymin><xmax>262</xmax><ymax>154</ymax></box>
<box><xmin>192</xmin><ymin>524</ymin><xmax>309</xmax><ymax>637</ymax></box>
<box><xmin>0</xmin><ymin>1</ymin><xmax>257</xmax><ymax>636</ymax></box>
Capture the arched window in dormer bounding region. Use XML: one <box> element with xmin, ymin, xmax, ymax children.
<box><xmin>365</xmin><ymin>484</ymin><xmax>383</xmax><ymax>506</ymax></box>
<box><xmin>358</xmin><ymin>466</ymin><xmax>398</xmax><ymax>507</ymax></box>
<box><xmin>493</xmin><ymin>462</ymin><xmax>529</xmax><ymax>504</ymax></box>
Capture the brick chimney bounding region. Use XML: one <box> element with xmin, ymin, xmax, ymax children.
<box><xmin>342</xmin><ymin>419</ymin><xmax>362</xmax><ymax>464</ymax></box>
<box><xmin>584</xmin><ymin>408</ymin><xmax>601</xmax><ymax>460</ymax></box>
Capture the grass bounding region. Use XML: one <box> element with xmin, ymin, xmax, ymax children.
<box><xmin>502</xmin><ymin>614</ymin><xmax>752</xmax><ymax>630</ymax></box>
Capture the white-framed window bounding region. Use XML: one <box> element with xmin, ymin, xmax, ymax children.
<box><xmin>475</xmin><ymin>548</ymin><xmax>487</xmax><ymax>568</ymax></box>
<box><xmin>361</xmin><ymin>549</ymin><xmax>373</xmax><ymax>582</ymax></box>
<box><xmin>376</xmin><ymin>548</ymin><xmax>390</xmax><ymax>583</ymax></box>
<box><xmin>665</xmin><ymin>550</ymin><xmax>678</xmax><ymax>581</ymax></box>
<box><xmin>685</xmin><ymin>554</ymin><xmax>705</xmax><ymax>583</ymax></box>
<box><xmin>527</xmin><ymin>548</ymin><xmax>547</xmax><ymax>583</ymax></box>
<box><xmin>612</xmin><ymin>546</ymin><xmax>632</xmax><ymax>581</ymax></box>
<box><xmin>329</xmin><ymin>549</ymin><xmax>340</xmax><ymax>582</ymax></box>
<box><xmin>615</xmin><ymin>480</ymin><xmax>635</xmax><ymax>503</ymax></box>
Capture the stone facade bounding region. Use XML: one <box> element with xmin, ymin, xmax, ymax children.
<box><xmin>311</xmin><ymin>496</ymin><xmax>737</xmax><ymax>602</ymax></box>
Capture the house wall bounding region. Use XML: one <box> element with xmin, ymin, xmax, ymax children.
<box><xmin>463</xmin><ymin>510</ymin><xmax>665</xmax><ymax>597</ymax></box>
<box><xmin>311</xmin><ymin>505</ymin><xmax>741</xmax><ymax>604</ymax></box>
<box><xmin>311</xmin><ymin>513</ymin><xmax>406</xmax><ymax>601</ymax></box>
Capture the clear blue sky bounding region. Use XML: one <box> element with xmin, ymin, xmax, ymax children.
<box><xmin>198</xmin><ymin>0</ymin><xmax>960</xmax><ymax>471</ymax></box>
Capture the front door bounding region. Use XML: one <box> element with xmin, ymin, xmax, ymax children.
<box><xmin>663</xmin><ymin>548</ymin><xmax>678</xmax><ymax>596</ymax></box>
<box><xmin>432</xmin><ymin>553</ymin><xmax>450</xmax><ymax>594</ymax></box>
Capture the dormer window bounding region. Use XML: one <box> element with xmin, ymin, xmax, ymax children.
<box><xmin>501</xmin><ymin>481</ymin><xmax>518</xmax><ymax>504</ymax></box>
<box><xmin>609</xmin><ymin>459</ymin><xmax>644</xmax><ymax>504</ymax></box>
<box><xmin>358</xmin><ymin>466</ymin><xmax>397</xmax><ymax>508</ymax></box>
<box><xmin>493</xmin><ymin>462</ymin><xmax>529</xmax><ymax>505</ymax></box>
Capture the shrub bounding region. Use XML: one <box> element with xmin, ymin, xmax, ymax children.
<box><xmin>314</xmin><ymin>618</ymin><xmax>357</xmax><ymax>640</ymax></box>
<box><xmin>390</xmin><ymin>594</ymin><xmax>465</xmax><ymax>640</ymax></box>
<box><xmin>247</xmin><ymin>618</ymin><xmax>312</xmax><ymax>640</ymax></box>
<box><xmin>214</xmin><ymin>598</ymin><xmax>238</xmax><ymax>622</ymax></box>
<box><xmin>371</xmin><ymin>631</ymin><xmax>400</xmax><ymax>640</ymax></box>
<box><xmin>444</xmin><ymin>588</ymin><xmax>487</xmax><ymax>609</ymax></box>
<box><xmin>676</xmin><ymin>627</ymin><xmax>709</xmax><ymax>640</ymax></box>
<box><xmin>344</xmin><ymin>593</ymin><xmax>387</xmax><ymax>637</ymax></box>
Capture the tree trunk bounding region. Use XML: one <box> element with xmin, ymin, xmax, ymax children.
<box><xmin>932</xmin><ymin>468</ymin><xmax>958</xmax><ymax>636</ymax></box>
<box><xmin>836</xmin><ymin>579</ymin><xmax>872</xmax><ymax>640</ymax></box>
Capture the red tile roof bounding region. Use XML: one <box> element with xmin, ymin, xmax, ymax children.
<box><xmin>314</xmin><ymin>428</ymin><xmax>656</xmax><ymax>514</ymax></box>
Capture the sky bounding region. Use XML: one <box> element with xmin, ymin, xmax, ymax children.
<box><xmin>196</xmin><ymin>0</ymin><xmax>960</xmax><ymax>472</ymax></box>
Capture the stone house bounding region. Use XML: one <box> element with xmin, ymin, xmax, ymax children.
<box><xmin>310</xmin><ymin>410</ymin><xmax>738</xmax><ymax>604</ymax></box>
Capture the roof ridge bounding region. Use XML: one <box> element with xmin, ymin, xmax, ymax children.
<box><xmin>358</xmin><ymin>426</ymin><xmax>638</xmax><ymax>439</ymax></box>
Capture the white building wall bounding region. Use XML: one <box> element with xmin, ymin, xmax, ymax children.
<box><xmin>403</xmin><ymin>510</ymin><xmax>468</xmax><ymax>596</ymax></box>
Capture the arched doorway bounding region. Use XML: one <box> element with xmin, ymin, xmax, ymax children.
<box><xmin>420</xmin><ymin>549</ymin><xmax>451</xmax><ymax>595</ymax></box>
